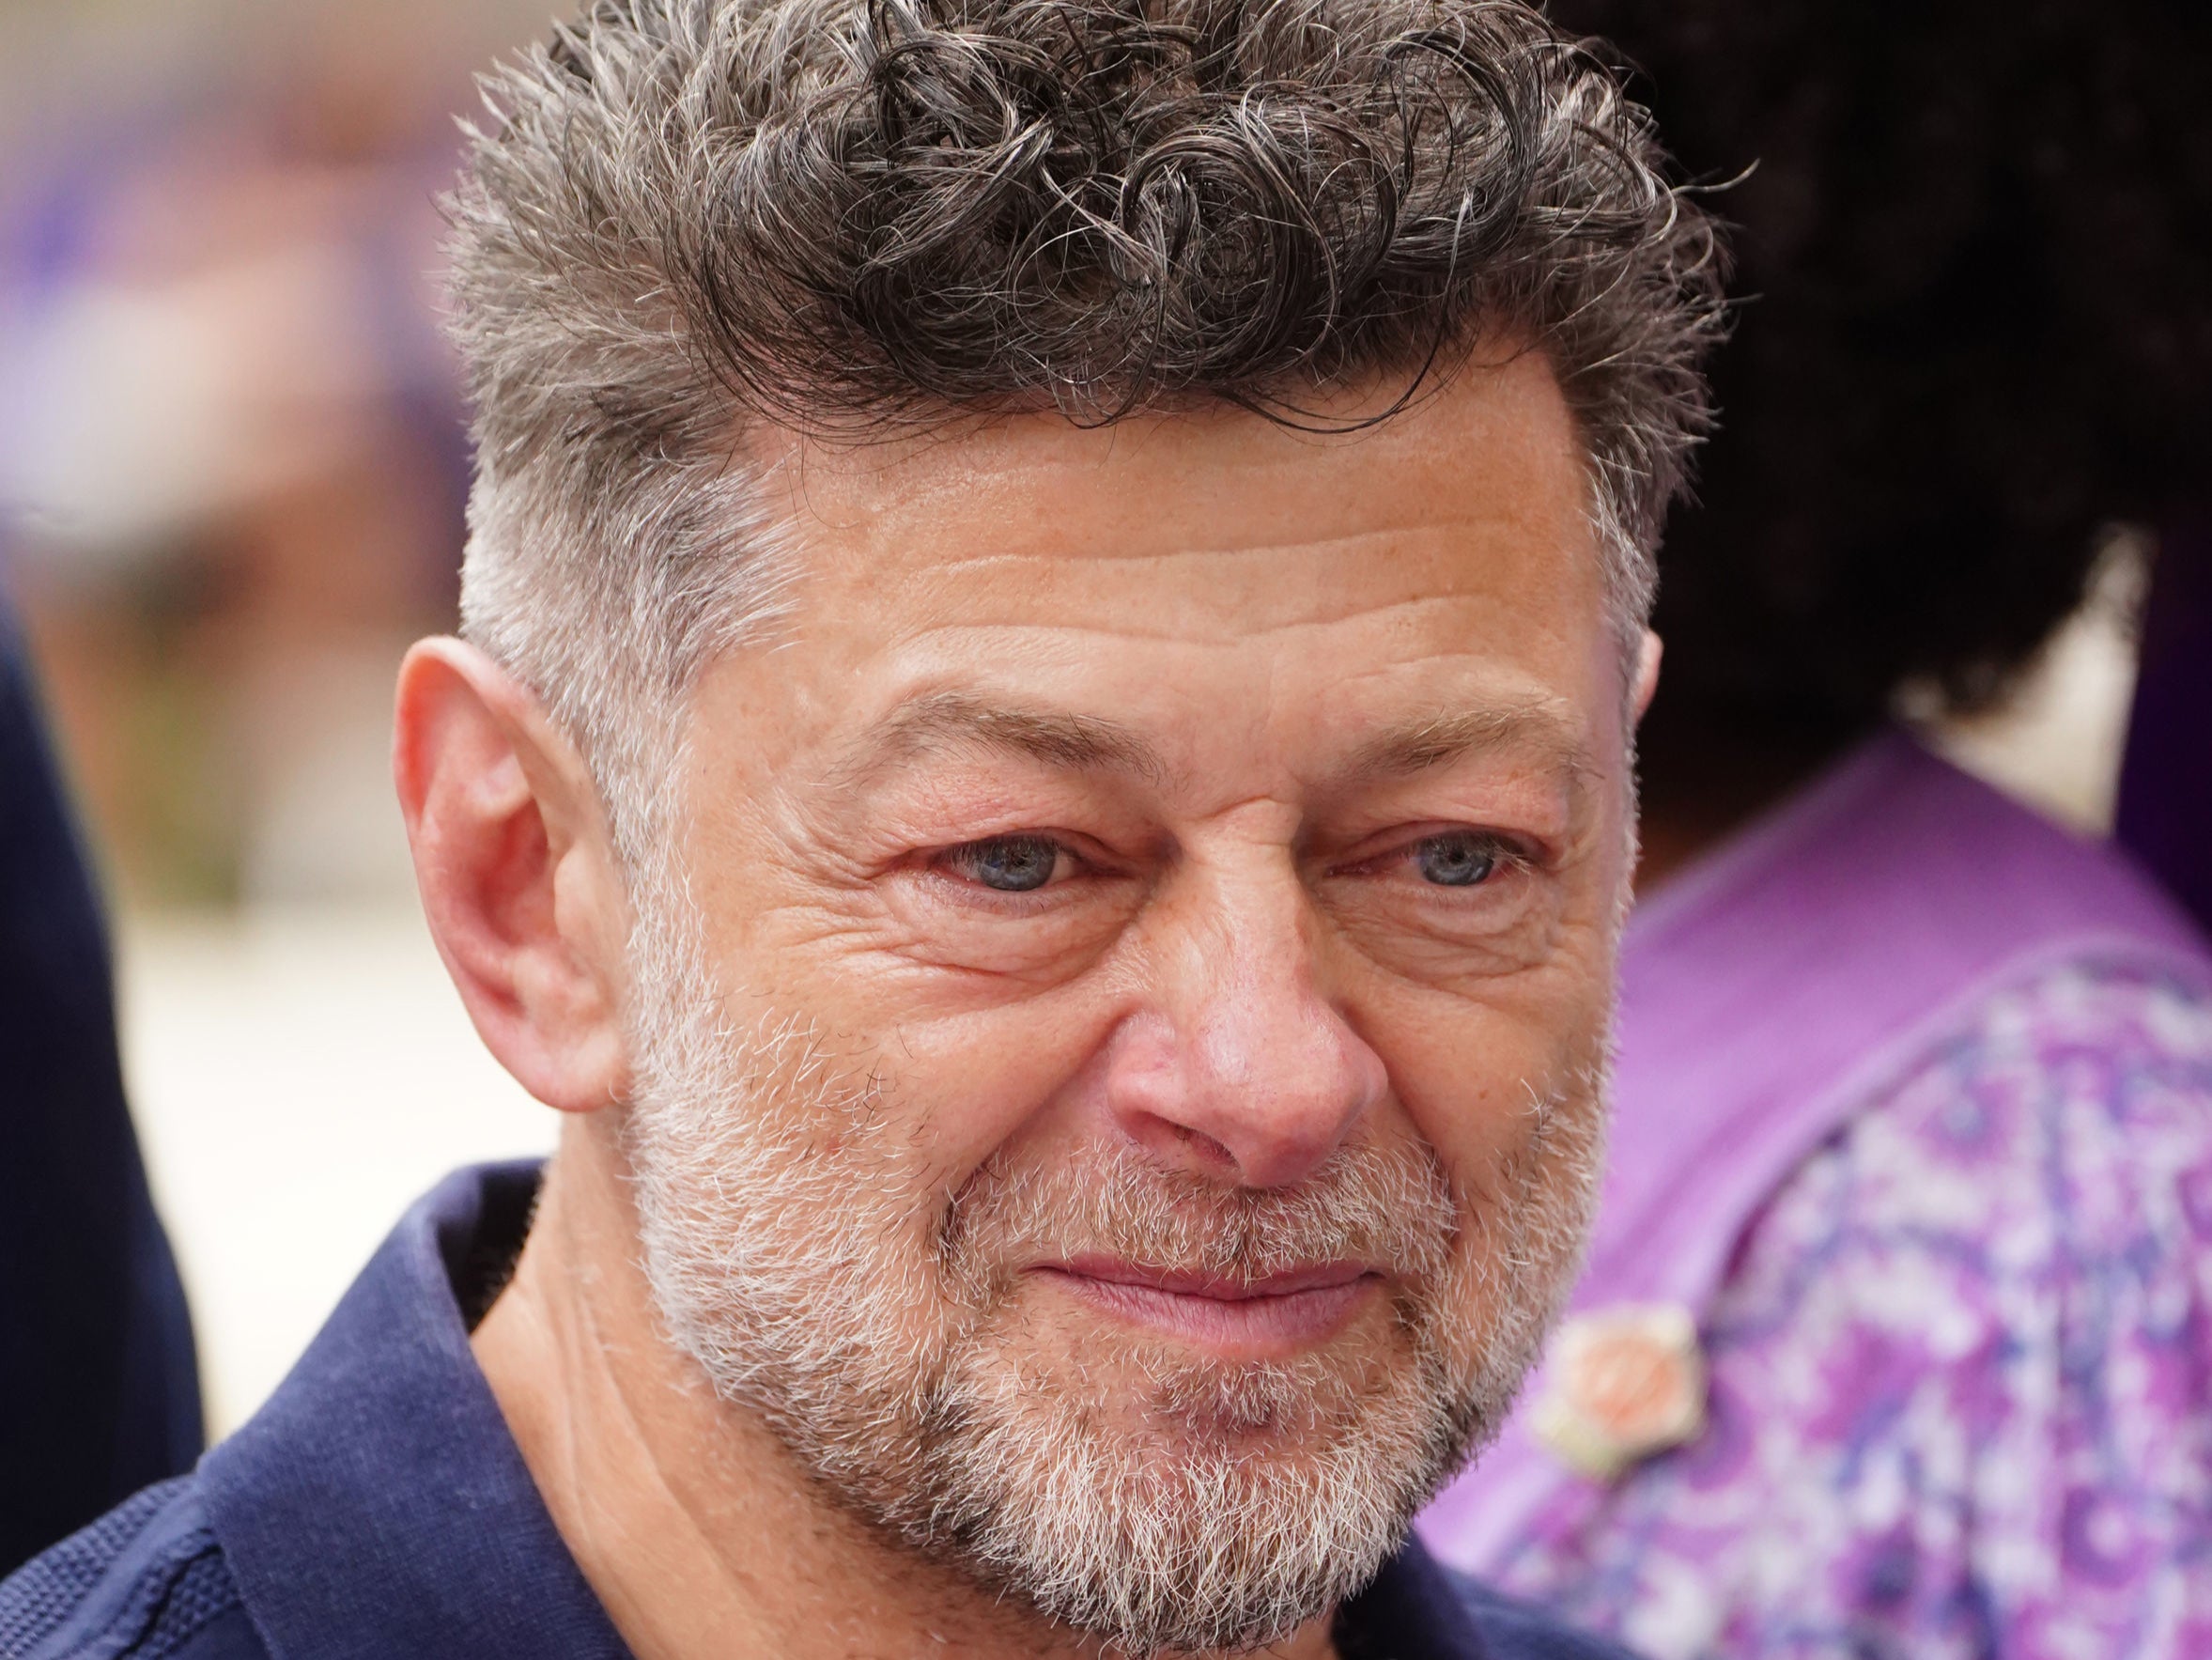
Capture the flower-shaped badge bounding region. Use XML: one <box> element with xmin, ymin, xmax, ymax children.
<box><xmin>1529</xmin><ymin>1302</ymin><xmax>1707</xmax><ymax>1482</ymax></box>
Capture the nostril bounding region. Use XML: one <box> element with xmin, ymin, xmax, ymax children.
<box><xmin>1169</xmin><ymin>1122</ymin><xmax>1241</xmax><ymax>1175</ymax></box>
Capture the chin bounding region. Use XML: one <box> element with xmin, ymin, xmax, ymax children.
<box><xmin>896</xmin><ymin>1329</ymin><xmax>1474</xmax><ymax>1659</ymax></box>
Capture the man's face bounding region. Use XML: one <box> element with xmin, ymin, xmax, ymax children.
<box><xmin>621</xmin><ymin>356</ymin><xmax>1632</xmax><ymax>1654</ymax></box>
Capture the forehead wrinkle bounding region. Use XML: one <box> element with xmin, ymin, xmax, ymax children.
<box><xmin>886</xmin><ymin>510</ymin><xmax>1557</xmax><ymax>579</ymax></box>
<box><xmin>828</xmin><ymin>690</ymin><xmax>1171</xmax><ymax>792</ymax></box>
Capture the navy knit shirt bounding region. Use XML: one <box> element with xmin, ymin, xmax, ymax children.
<box><xmin>0</xmin><ymin>1164</ymin><xmax>1636</xmax><ymax>1660</ymax></box>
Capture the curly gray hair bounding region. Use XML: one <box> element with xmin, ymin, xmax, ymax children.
<box><xmin>446</xmin><ymin>0</ymin><xmax>1725</xmax><ymax>859</ymax></box>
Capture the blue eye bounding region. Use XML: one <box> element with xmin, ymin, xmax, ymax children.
<box><xmin>1415</xmin><ymin>833</ymin><xmax>1498</xmax><ymax>888</ymax></box>
<box><xmin>947</xmin><ymin>836</ymin><xmax>1061</xmax><ymax>892</ymax></box>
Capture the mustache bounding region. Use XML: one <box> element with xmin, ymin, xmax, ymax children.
<box><xmin>936</xmin><ymin>1139</ymin><xmax>1461</xmax><ymax>1303</ymax></box>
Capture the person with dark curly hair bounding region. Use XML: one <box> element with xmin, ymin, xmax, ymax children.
<box><xmin>1419</xmin><ymin>6</ymin><xmax>2212</xmax><ymax>1656</ymax></box>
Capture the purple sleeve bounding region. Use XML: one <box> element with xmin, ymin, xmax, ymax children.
<box><xmin>1485</xmin><ymin>958</ymin><xmax>2212</xmax><ymax>1660</ymax></box>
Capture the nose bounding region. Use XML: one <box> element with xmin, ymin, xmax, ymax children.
<box><xmin>1103</xmin><ymin>852</ymin><xmax>1388</xmax><ymax>1190</ymax></box>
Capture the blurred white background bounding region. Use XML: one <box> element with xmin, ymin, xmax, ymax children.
<box><xmin>119</xmin><ymin>908</ymin><xmax>549</xmax><ymax>1435</ymax></box>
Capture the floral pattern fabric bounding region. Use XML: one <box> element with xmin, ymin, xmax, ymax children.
<box><xmin>1484</xmin><ymin>957</ymin><xmax>2212</xmax><ymax>1660</ymax></box>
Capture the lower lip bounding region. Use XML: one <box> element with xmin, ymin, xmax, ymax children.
<box><xmin>1032</xmin><ymin>1268</ymin><xmax>1381</xmax><ymax>1355</ymax></box>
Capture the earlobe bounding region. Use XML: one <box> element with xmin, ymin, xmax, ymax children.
<box><xmin>1632</xmin><ymin>630</ymin><xmax>1663</xmax><ymax>724</ymax></box>
<box><xmin>394</xmin><ymin>640</ymin><xmax>632</xmax><ymax>1114</ymax></box>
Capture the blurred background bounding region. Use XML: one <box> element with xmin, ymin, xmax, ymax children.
<box><xmin>0</xmin><ymin>0</ymin><xmax>2156</xmax><ymax>1438</ymax></box>
<box><xmin>0</xmin><ymin>0</ymin><xmax>563</xmax><ymax>1436</ymax></box>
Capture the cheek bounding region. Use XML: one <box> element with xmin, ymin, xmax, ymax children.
<box><xmin>1360</xmin><ymin>948</ymin><xmax>1614</xmax><ymax>1203</ymax></box>
<box><xmin>682</xmin><ymin>836</ymin><xmax>1134</xmax><ymax>1201</ymax></box>
<box><xmin>829</xmin><ymin>979</ymin><xmax>1132</xmax><ymax>1191</ymax></box>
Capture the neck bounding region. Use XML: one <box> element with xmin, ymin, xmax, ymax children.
<box><xmin>472</xmin><ymin>1115</ymin><xmax>1340</xmax><ymax>1660</ymax></box>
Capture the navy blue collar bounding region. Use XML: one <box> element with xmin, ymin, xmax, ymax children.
<box><xmin>199</xmin><ymin>1164</ymin><xmax>630</xmax><ymax>1660</ymax></box>
<box><xmin>198</xmin><ymin>1162</ymin><xmax>1493</xmax><ymax>1660</ymax></box>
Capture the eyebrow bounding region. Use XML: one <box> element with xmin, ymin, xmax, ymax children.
<box><xmin>1342</xmin><ymin>703</ymin><xmax>1601</xmax><ymax>793</ymax></box>
<box><xmin>841</xmin><ymin>690</ymin><xmax>1169</xmax><ymax>786</ymax></box>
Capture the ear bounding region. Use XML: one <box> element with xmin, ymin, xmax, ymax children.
<box><xmin>394</xmin><ymin>639</ymin><xmax>631</xmax><ymax>1113</ymax></box>
<box><xmin>1632</xmin><ymin>629</ymin><xmax>1663</xmax><ymax>724</ymax></box>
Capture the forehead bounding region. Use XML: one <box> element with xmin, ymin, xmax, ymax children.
<box><xmin>729</xmin><ymin>354</ymin><xmax>1615</xmax><ymax>782</ymax></box>
<box><xmin>764</xmin><ymin>356</ymin><xmax>1591</xmax><ymax>585</ymax></box>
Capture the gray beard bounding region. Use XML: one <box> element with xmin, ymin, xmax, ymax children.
<box><xmin>617</xmin><ymin>874</ymin><xmax>1602</xmax><ymax>1658</ymax></box>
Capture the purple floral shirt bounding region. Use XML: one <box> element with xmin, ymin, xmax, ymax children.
<box><xmin>1480</xmin><ymin>955</ymin><xmax>2212</xmax><ymax>1659</ymax></box>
